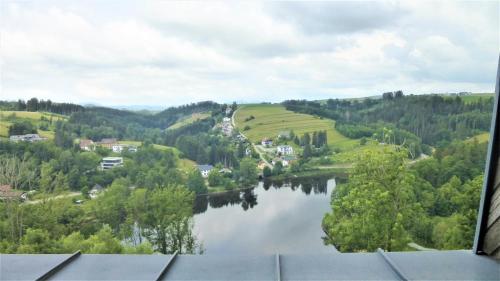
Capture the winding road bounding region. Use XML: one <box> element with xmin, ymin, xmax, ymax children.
<box><xmin>232</xmin><ymin>106</ymin><xmax>273</xmax><ymax>168</ymax></box>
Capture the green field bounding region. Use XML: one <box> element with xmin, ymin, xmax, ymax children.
<box><xmin>118</xmin><ymin>140</ymin><xmax>196</xmax><ymax>172</ymax></box>
<box><xmin>0</xmin><ymin>111</ymin><xmax>66</xmax><ymax>139</ymax></box>
<box><xmin>234</xmin><ymin>104</ymin><xmax>357</xmax><ymax>149</ymax></box>
<box><xmin>466</xmin><ymin>132</ymin><xmax>490</xmax><ymax>143</ymax></box>
<box><xmin>455</xmin><ymin>93</ymin><xmax>494</xmax><ymax>104</ymax></box>
<box><xmin>167</xmin><ymin>112</ymin><xmax>211</xmax><ymax>130</ymax></box>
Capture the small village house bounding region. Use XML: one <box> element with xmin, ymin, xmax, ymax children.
<box><xmin>197</xmin><ymin>164</ymin><xmax>214</xmax><ymax>178</ymax></box>
<box><xmin>79</xmin><ymin>139</ymin><xmax>94</xmax><ymax>151</ymax></box>
<box><xmin>261</xmin><ymin>138</ymin><xmax>273</xmax><ymax>147</ymax></box>
<box><xmin>98</xmin><ymin>138</ymin><xmax>118</xmax><ymax>149</ymax></box>
<box><xmin>277</xmin><ymin>145</ymin><xmax>294</xmax><ymax>155</ymax></box>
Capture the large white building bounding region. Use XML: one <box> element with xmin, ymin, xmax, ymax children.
<box><xmin>101</xmin><ymin>157</ymin><xmax>123</xmax><ymax>170</ymax></box>
<box><xmin>277</xmin><ymin>145</ymin><xmax>293</xmax><ymax>155</ymax></box>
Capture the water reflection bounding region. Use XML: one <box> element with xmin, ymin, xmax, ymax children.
<box><xmin>193</xmin><ymin>176</ymin><xmax>337</xmax><ymax>254</ymax></box>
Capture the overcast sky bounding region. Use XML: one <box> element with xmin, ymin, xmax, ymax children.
<box><xmin>0</xmin><ymin>1</ymin><xmax>498</xmax><ymax>107</ymax></box>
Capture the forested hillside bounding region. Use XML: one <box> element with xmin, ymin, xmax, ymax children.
<box><xmin>284</xmin><ymin>93</ymin><xmax>493</xmax><ymax>157</ymax></box>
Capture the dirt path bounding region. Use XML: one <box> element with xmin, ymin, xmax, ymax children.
<box><xmin>25</xmin><ymin>192</ymin><xmax>80</xmax><ymax>204</ymax></box>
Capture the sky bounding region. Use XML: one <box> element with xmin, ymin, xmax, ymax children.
<box><xmin>0</xmin><ymin>1</ymin><xmax>499</xmax><ymax>107</ymax></box>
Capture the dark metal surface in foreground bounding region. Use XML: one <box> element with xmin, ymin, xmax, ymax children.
<box><xmin>1</xmin><ymin>250</ymin><xmax>498</xmax><ymax>280</ymax></box>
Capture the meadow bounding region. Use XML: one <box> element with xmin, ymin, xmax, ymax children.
<box><xmin>0</xmin><ymin>111</ymin><xmax>67</xmax><ymax>139</ymax></box>
<box><xmin>118</xmin><ymin>140</ymin><xmax>196</xmax><ymax>173</ymax></box>
<box><xmin>447</xmin><ymin>93</ymin><xmax>494</xmax><ymax>104</ymax></box>
<box><xmin>167</xmin><ymin>111</ymin><xmax>211</xmax><ymax>130</ymax></box>
<box><xmin>234</xmin><ymin>104</ymin><xmax>357</xmax><ymax>149</ymax></box>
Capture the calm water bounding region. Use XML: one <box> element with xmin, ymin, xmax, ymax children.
<box><xmin>193</xmin><ymin>176</ymin><xmax>337</xmax><ymax>254</ymax></box>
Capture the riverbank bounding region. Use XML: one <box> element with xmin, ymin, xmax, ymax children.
<box><xmin>266</xmin><ymin>167</ymin><xmax>349</xmax><ymax>181</ymax></box>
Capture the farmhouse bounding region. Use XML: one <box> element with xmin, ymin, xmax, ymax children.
<box><xmin>79</xmin><ymin>139</ymin><xmax>94</xmax><ymax>151</ymax></box>
<box><xmin>98</xmin><ymin>138</ymin><xmax>118</xmax><ymax>149</ymax></box>
<box><xmin>197</xmin><ymin>164</ymin><xmax>214</xmax><ymax>178</ymax></box>
<box><xmin>261</xmin><ymin>138</ymin><xmax>273</xmax><ymax>146</ymax></box>
<box><xmin>277</xmin><ymin>145</ymin><xmax>293</xmax><ymax>155</ymax></box>
<box><xmin>9</xmin><ymin>134</ymin><xmax>46</xmax><ymax>142</ymax></box>
<box><xmin>100</xmin><ymin>157</ymin><xmax>123</xmax><ymax>170</ymax></box>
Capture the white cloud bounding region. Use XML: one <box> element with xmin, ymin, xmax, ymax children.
<box><xmin>0</xmin><ymin>1</ymin><xmax>498</xmax><ymax>107</ymax></box>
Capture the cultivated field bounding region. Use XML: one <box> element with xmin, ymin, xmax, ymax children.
<box><xmin>167</xmin><ymin>112</ymin><xmax>211</xmax><ymax>130</ymax></box>
<box><xmin>234</xmin><ymin>104</ymin><xmax>357</xmax><ymax>149</ymax></box>
<box><xmin>453</xmin><ymin>93</ymin><xmax>494</xmax><ymax>104</ymax></box>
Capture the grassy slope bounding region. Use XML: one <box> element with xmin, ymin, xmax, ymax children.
<box><xmin>0</xmin><ymin>111</ymin><xmax>66</xmax><ymax>139</ymax></box>
<box><xmin>167</xmin><ymin>112</ymin><xmax>211</xmax><ymax>130</ymax></box>
<box><xmin>234</xmin><ymin>104</ymin><xmax>357</xmax><ymax>149</ymax></box>
<box><xmin>465</xmin><ymin>132</ymin><xmax>490</xmax><ymax>143</ymax></box>
<box><xmin>118</xmin><ymin>140</ymin><xmax>197</xmax><ymax>172</ymax></box>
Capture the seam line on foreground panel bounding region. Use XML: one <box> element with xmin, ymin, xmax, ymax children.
<box><xmin>155</xmin><ymin>250</ymin><xmax>179</xmax><ymax>281</ymax></box>
<box><xmin>36</xmin><ymin>250</ymin><xmax>81</xmax><ymax>281</ymax></box>
<box><xmin>377</xmin><ymin>248</ymin><xmax>409</xmax><ymax>281</ymax></box>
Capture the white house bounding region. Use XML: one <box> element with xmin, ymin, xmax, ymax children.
<box><xmin>112</xmin><ymin>144</ymin><xmax>137</xmax><ymax>153</ymax></box>
<box><xmin>277</xmin><ymin>145</ymin><xmax>294</xmax><ymax>155</ymax></box>
<box><xmin>197</xmin><ymin>165</ymin><xmax>214</xmax><ymax>178</ymax></box>
<box><xmin>261</xmin><ymin>138</ymin><xmax>273</xmax><ymax>146</ymax></box>
<box><xmin>101</xmin><ymin>157</ymin><xmax>123</xmax><ymax>170</ymax></box>
<box><xmin>79</xmin><ymin>139</ymin><xmax>94</xmax><ymax>151</ymax></box>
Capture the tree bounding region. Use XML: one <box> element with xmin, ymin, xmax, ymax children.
<box><xmin>302</xmin><ymin>143</ymin><xmax>312</xmax><ymax>159</ymax></box>
<box><xmin>207</xmin><ymin>170</ymin><xmax>223</xmax><ymax>187</ymax></box>
<box><xmin>186</xmin><ymin>169</ymin><xmax>207</xmax><ymax>194</ymax></box>
<box><xmin>142</xmin><ymin>186</ymin><xmax>200</xmax><ymax>254</ymax></box>
<box><xmin>323</xmin><ymin>147</ymin><xmax>421</xmax><ymax>252</ymax></box>
<box><xmin>239</xmin><ymin>158</ymin><xmax>257</xmax><ymax>186</ymax></box>
<box><xmin>262</xmin><ymin>166</ymin><xmax>272</xmax><ymax>177</ymax></box>
<box><xmin>272</xmin><ymin>161</ymin><xmax>283</xmax><ymax>175</ymax></box>
<box><xmin>90</xmin><ymin>178</ymin><xmax>130</xmax><ymax>234</ymax></box>
<box><xmin>8</xmin><ymin>121</ymin><xmax>36</xmax><ymax>136</ymax></box>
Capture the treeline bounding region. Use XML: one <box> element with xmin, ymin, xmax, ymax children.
<box><xmin>0</xmin><ymin>98</ymin><xmax>85</xmax><ymax>115</ymax></box>
<box><xmin>323</xmin><ymin>139</ymin><xmax>488</xmax><ymax>252</ymax></box>
<box><xmin>283</xmin><ymin>93</ymin><xmax>493</xmax><ymax>148</ymax></box>
<box><xmin>64</xmin><ymin>102</ymin><xmax>225</xmax><ymax>143</ymax></box>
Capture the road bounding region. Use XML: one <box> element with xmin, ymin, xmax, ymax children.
<box><xmin>25</xmin><ymin>192</ymin><xmax>80</xmax><ymax>205</ymax></box>
<box><xmin>232</xmin><ymin>106</ymin><xmax>273</xmax><ymax>168</ymax></box>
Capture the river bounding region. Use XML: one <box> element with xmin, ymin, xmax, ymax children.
<box><xmin>193</xmin><ymin>176</ymin><xmax>338</xmax><ymax>254</ymax></box>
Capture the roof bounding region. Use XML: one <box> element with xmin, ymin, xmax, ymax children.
<box><xmin>79</xmin><ymin>139</ymin><xmax>93</xmax><ymax>146</ymax></box>
<box><xmin>0</xmin><ymin>185</ymin><xmax>12</xmax><ymax>193</ymax></box>
<box><xmin>197</xmin><ymin>164</ymin><xmax>214</xmax><ymax>171</ymax></box>
<box><xmin>102</xmin><ymin>157</ymin><xmax>123</xmax><ymax>161</ymax></box>
<box><xmin>0</xmin><ymin>184</ymin><xmax>23</xmax><ymax>199</ymax></box>
<box><xmin>99</xmin><ymin>138</ymin><xmax>117</xmax><ymax>144</ymax></box>
<box><xmin>1</xmin><ymin>250</ymin><xmax>498</xmax><ymax>280</ymax></box>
